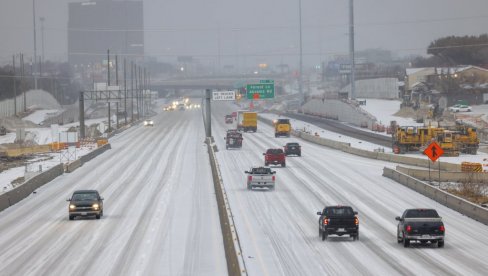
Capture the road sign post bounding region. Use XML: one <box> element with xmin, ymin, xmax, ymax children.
<box><xmin>246</xmin><ymin>80</ymin><xmax>275</xmax><ymax>99</ymax></box>
<box><xmin>424</xmin><ymin>142</ymin><xmax>444</xmax><ymax>186</ymax></box>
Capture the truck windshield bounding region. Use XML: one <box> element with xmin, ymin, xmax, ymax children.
<box><xmin>277</xmin><ymin>119</ymin><xmax>290</xmax><ymax>124</ymax></box>
<box><xmin>267</xmin><ymin>149</ymin><xmax>283</xmax><ymax>154</ymax></box>
<box><xmin>405</xmin><ymin>209</ymin><xmax>439</xmax><ymax>218</ymax></box>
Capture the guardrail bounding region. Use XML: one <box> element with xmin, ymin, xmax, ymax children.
<box><xmin>205</xmin><ymin>137</ymin><xmax>246</xmax><ymax>276</ymax></box>
<box><xmin>383</xmin><ymin>167</ymin><xmax>488</xmax><ymax>225</ymax></box>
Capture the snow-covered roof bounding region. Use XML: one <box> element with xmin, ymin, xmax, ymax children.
<box><xmin>406</xmin><ymin>67</ymin><xmax>433</xmax><ymax>75</ymax></box>
<box><xmin>435</xmin><ymin>65</ymin><xmax>488</xmax><ymax>75</ymax></box>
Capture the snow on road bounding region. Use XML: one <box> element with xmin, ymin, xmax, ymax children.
<box><xmin>0</xmin><ymin>108</ymin><xmax>226</xmax><ymax>275</ymax></box>
<box><xmin>213</xmin><ymin>101</ymin><xmax>488</xmax><ymax>276</ymax></box>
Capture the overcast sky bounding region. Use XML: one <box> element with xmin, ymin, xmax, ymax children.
<box><xmin>1</xmin><ymin>0</ymin><xmax>488</xmax><ymax>69</ymax></box>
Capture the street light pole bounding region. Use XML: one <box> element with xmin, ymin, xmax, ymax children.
<box><xmin>298</xmin><ymin>0</ymin><xmax>304</xmax><ymax>104</ymax></box>
<box><xmin>40</xmin><ymin>17</ymin><xmax>45</xmax><ymax>65</ymax></box>
<box><xmin>32</xmin><ymin>0</ymin><xmax>38</xmax><ymax>90</ymax></box>
<box><xmin>349</xmin><ymin>0</ymin><xmax>356</xmax><ymax>99</ymax></box>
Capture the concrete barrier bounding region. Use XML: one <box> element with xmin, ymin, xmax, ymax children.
<box><xmin>0</xmin><ymin>193</ymin><xmax>10</xmax><ymax>211</ymax></box>
<box><xmin>65</xmin><ymin>159</ymin><xmax>82</xmax><ymax>173</ymax></box>
<box><xmin>206</xmin><ymin>138</ymin><xmax>246</xmax><ymax>275</ymax></box>
<box><xmin>383</xmin><ymin>167</ymin><xmax>488</xmax><ymax>225</ymax></box>
<box><xmin>80</xmin><ymin>143</ymin><xmax>111</xmax><ymax>164</ymax></box>
<box><xmin>396</xmin><ymin>165</ymin><xmax>488</xmax><ymax>182</ymax></box>
<box><xmin>0</xmin><ymin>163</ymin><xmax>64</xmax><ymax>212</ymax></box>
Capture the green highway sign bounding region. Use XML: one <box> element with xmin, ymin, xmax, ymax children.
<box><xmin>246</xmin><ymin>81</ymin><xmax>275</xmax><ymax>99</ymax></box>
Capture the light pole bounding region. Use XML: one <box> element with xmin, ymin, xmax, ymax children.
<box><xmin>32</xmin><ymin>0</ymin><xmax>38</xmax><ymax>89</ymax></box>
<box><xmin>349</xmin><ymin>0</ymin><xmax>356</xmax><ymax>99</ymax></box>
<box><xmin>40</xmin><ymin>17</ymin><xmax>45</xmax><ymax>65</ymax></box>
<box><xmin>298</xmin><ymin>0</ymin><xmax>304</xmax><ymax>104</ymax></box>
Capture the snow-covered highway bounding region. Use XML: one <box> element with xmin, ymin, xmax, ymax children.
<box><xmin>0</xmin><ymin>108</ymin><xmax>226</xmax><ymax>276</ymax></box>
<box><xmin>212</xmin><ymin>102</ymin><xmax>488</xmax><ymax>276</ymax></box>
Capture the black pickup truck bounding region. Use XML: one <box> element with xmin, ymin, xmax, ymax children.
<box><xmin>396</xmin><ymin>208</ymin><xmax>445</xmax><ymax>248</ymax></box>
<box><xmin>317</xmin><ymin>205</ymin><xmax>359</xmax><ymax>241</ymax></box>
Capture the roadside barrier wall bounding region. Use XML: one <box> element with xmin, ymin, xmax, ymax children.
<box><xmin>65</xmin><ymin>159</ymin><xmax>82</xmax><ymax>173</ymax></box>
<box><xmin>1</xmin><ymin>144</ymin><xmax>112</xmax><ymax>212</ymax></box>
<box><xmin>80</xmin><ymin>143</ymin><xmax>111</xmax><ymax>164</ymax></box>
<box><xmin>0</xmin><ymin>163</ymin><xmax>64</xmax><ymax>212</ymax></box>
<box><xmin>206</xmin><ymin>138</ymin><xmax>246</xmax><ymax>276</ymax></box>
<box><xmin>383</xmin><ymin>167</ymin><xmax>488</xmax><ymax>225</ymax></box>
<box><xmin>396</xmin><ymin>166</ymin><xmax>488</xmax><ymax>182</ymax></box>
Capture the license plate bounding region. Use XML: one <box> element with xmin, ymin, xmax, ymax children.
<box><xmin>422</xmin><ymin>234</ymin><xmax>431</xmax><ymax>238</ymax></box>
<box><xmin>81</xmin><ymin>212</ymin><xmax>87</xmax><ymax>216</ymax></box>
<box><xmin>337</xmin><ymin>228</ymin><xmax>345</xmax><ymax>232</ymax></box>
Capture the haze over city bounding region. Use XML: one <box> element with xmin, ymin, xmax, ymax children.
<box><xmin>1</xmin><ymin>0</ymin><xmax>488</xmax><ymax>68</ymax></box>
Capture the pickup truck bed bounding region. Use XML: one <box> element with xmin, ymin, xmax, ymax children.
<box><xmin>245</xmin><ymin>167</ymin><xmax>276</xmax><ymax>190</ymax></box>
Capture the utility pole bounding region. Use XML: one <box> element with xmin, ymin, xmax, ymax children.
<box><xmin>13</xmin><ymin>55</ymin><xmax>17</xmax><ymax>115</ymax></box>
<box><xmin>40</xmin><ymin>17</ymin><xmax>45</xmax><ymax>64</ymax></box>
<box><xmin>124</xmin><ymin>58</ymin><xmax>127</xmax><ymax>124</ymax></box>
<box><xmin>21</xmin><ymin>53</ymin><xmax>26</xmax><ymax>111</ymax></box>
<box><xmin>115</xmin><ymin>55</ymin><xmax>119</xmax><ymax>85</ymax></box>
<box><xmin>298</xmin><ymin>0</ymin><xmax>304</xmax><ymax>104</ymax></box>
<box><xmin>107</xmin><ymin>49</ymin><xmax>110</xmax><ymax>86</ymax></box>
<box><xmin>135</xmin><ymin>65</ymin><xmax>139</xmax><ymax>120</ymax></box>
<box><xmin>32</xmin><ymin>0</ymin><xmax>38</xmax><ymax>90</ymax></box>
<box><xmin>131</xmin><ymin>61</ymin><xmax>134</xmax><ymax>122</ymax></box>
<box><xmin>349</xmin><ymin>0</ymin><xmax>356</xmax><ymax>99</ymax></box>
<box><xmin>205</xmin><ymin>89</ymin><xmax>211</xmax><ymax>137</ymax></box>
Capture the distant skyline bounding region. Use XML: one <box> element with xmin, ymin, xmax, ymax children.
<box><xmin>1</xmin><ymin>0</ymin><xmax>488</xmax><ymax>70</ymax></box>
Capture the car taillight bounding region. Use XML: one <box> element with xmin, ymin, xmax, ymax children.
<box><xmin>354</xmin><ymin>216</ymin><xmax>359</xmax><ymax>225</ymax></box>
<box><xmin>439</xmin><ymin>225</ymin><xmax>445</xmax><ymax>232</ymax></box>
<box><xmin>323</xmin><ymin>218</ymin><xmax>329</xmax><ymax>225</ymax></box>
<box><xmin>272</xmin><ymin>176</ymin><xmax>275</xmax><ymax>181</ymax></box>
<box><xmin>248</xmin><ymin>176</ymin><xmax>252</xmax><ymax>181</ymax></box>
<box><xmin>406</xmin><ymin>225</ymin><xmax>412</xmax><ymax>233</ymax></box>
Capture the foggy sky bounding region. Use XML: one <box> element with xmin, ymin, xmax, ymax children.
<box><xmin>1</xmin><ymin>0</ymin><xmax>488</xmax><ymax>69</ymax></box>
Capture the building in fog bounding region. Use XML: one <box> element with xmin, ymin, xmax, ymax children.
<box><xmin>68</xmin><ymin>0</ymin><xmax>144</xmax><ymax>66</ymax></box>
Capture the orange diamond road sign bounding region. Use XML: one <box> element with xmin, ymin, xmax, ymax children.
<box><xmin>424</xmin><ymin>141</ymin><xmax>444</xmax><ymax>162</ymax></box>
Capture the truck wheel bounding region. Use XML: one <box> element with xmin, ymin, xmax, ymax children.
<box><xmin>319</xmin><ymin>229</ymin><xmax>322</xmax><ymax>237</ymax></box>
<box><xmin>282</xmin><ymin>163</ymin><xmax>286</xmax><ymax>167</ymax></box>
<box><xmin>247</xmin><ymin>184</ymin><xmax>251</xmax><ymax>190</ymax></box>
<box><xmin>69</xmin><ymin>215</ymin><xmax>74</xmax><ymax>221</ymax></box>
<box><xmin>397</xmin><ymin>231</ymin><xmax>402</xmax><ymax>243</ymax></box>
<box><xmin>322</xmin><ymin>231</ymin><xmax>327</xmax><ymax>241</ymax></box>
<box><xmin>265</xmin><ymin>162</ymin><xmax>269</xmax><ymax>166</ymax></box>
<box><xmin>403</xmin><ymin>237</ymin><xmax>410</xmax><ymax>248</ymax></box>
<box><xmin>438</xmin><ymin>241</ymin><xmax>444</xmax><ymax>248</ymax></box>
<box><xmin>96</xmin><ymin>214</ymin><xmax>101</xmax><ymax>219</ymax></box>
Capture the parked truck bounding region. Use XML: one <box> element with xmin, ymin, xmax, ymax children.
<box><xmin>237</xmin><ymin>110</ymin><xmax>257</xmax><ymax>132</ymax></box>
<box><xmin>244</xmin><ymin>166</ymin><xmax>276</xmax><ymax>190</ymax></box>
<box><xmin>274</xmin><ymin>118</ymin><xmax>291</xmax><ymax>137</ymax></box>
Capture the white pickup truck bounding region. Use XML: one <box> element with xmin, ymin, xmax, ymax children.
<box><xmin>245</xmin><ymin>166</ymin><xmax>276</xmax><ymax>190</ymax></box>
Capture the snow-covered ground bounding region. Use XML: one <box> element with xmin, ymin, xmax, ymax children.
<box><xmin>23</xmin><ymin>109</ymin><xmax>62</xmax><ymax>125</ymax></box>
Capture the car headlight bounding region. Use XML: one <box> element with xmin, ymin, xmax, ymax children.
<box><xmin>144</xmin><ymin>121</ymin><xmax>148</xmax><ymax>125</ymax></box>
<box><xmin>69</xmin><ymin>204</ymin><xmax>76</xmax><ymax>210</ymax></box>
<box><xmin>92</xmin><ymin>203</ymin><xmax>99</xmax><ymax>210</ymax></box>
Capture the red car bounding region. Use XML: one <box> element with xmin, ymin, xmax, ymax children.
<box><xmin>263</xmin><ymin>148</ymin><xmax>286</xmax><ymax>167</ymax></box>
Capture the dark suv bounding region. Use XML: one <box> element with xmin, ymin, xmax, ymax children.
<box><xmin>284</xmin><ymin>142</ymin><xmax>301</xmax><ymax>156</ymax></box>
<box><xmin>317</xmin><ymin>205</ymin><xmax>359</xmax><ymax>241</ymax></box>
<box><xmin>67</xmin><ymin>190</ymin><xmax>104</xmax><ymax>220</ymax></box>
